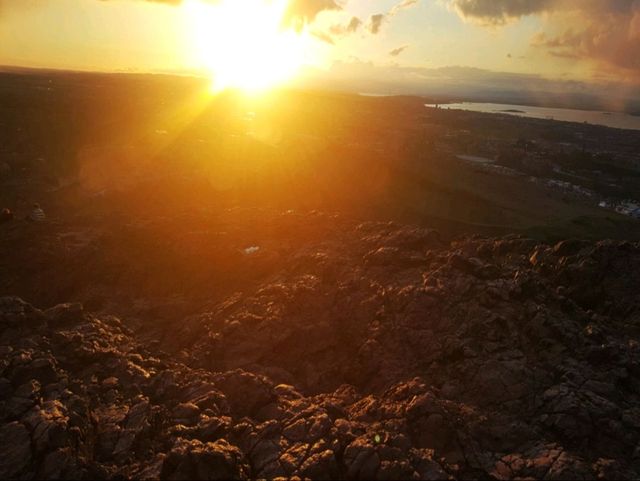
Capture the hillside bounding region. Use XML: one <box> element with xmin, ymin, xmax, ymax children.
<box><xmin>2</xmin><ymin>72</ymin><xmax>640</xmax><ymax>480</ymax></box>
<box><xmin>2</xmin><ymin>213</ymin><xmax>640</xmax><ymax>479</ymax></box>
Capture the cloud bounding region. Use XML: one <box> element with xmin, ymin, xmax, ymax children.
<box><xmin>531</xmin><ymin>14</ymin><xmax>640</xmax><ymax>74</ymax></box>
<box><xmin>533</xmin><ymin>3</ymin><xmax>640</xmax><ymax>78</ymax></box>
<box><xmin>329</xmin><ymin>16</ymin><xmax>362</xmax><ymax>35</ymax></box>
<box><xmin>390</xmin><ymin>0</ymin><xmax>419</xmax><ymax>15</ymax></box>
<box><xmin>284</xmin><ymin>0</ymin><xmax>340</xmax><ymax>24</ymax></box>
<box><xmin>389</xmin><ymin>45</ymin><xmax>409</xmax><ymax>56</ymax></box>
<box><xmin>448</xmin><ymin>0</ymin><xmax>640</xmax><ymax>78</ymax></box>
<box><xmin>449</xmin><ymin>0</ymin><xmax>640</xmax><ymax>24</ymax></box>
<box><xmin>311</xmin><ymin>30</ymin><xmax>335</xmax><ymax>44</ymax></box>
<box><xmin>347</xmin><ymin>16</ymin><xmax>362</xmax><ymax>33</ymax></box>
<box><xmin>97</xmin><ymin>0</ymin><xmax>340</xmax><ymax>25</ymax></box>
<box><xmin>448</xmin><ymin>0</ymin><xmax>553</xmax><ymax>25</ymax></box>
<box><xmin>368</xmin><ymin>13</ymin><xmax>385</xmax><ymax>34</ymax></box>
<box><xmin>368</xmin><ymin>0</ymin><xmax>420</xmax><ymax>34</ymax></box>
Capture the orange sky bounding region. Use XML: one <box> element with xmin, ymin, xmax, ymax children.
<box><xmin>0</xmin><ymin>0</ymin><xmax>638</xmax><ymax>90</ymax></box>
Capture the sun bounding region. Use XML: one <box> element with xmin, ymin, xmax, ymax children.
<box><xmin>185</xmin><ymin>0</ymin><xmax>312</xmax><ymax>93</ymax></box>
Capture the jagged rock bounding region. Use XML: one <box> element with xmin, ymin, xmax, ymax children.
<box><xmin>172</xmin><ymin>403</ymin><xmax>200</xmax><ymax>425</ymax></box>
<box><xmin>298</xmin><ymin>449</ymin><xmax>338</xmax><ymax>479</ymax></box>
<box><xmin>44</xmin><ymin>303</ymin><xmax>85</xmax><ymax>328</ymax></box>
<box><xmin>37</xmin><ymin>448</ymin><xmax>86</xmax><ymax>479</ymax></box>
<box><xmin>0</xmin><ymin>422</ymin><xmax>32</xmax><ymax>478</ymax></box>
<box><xmin>213</xmin><ymin>370</ymin><xmax>273</xmax><ymax>417</ymax></box>
<box><xmin>283</xmin><ymin>418</ymin><xmax>307</xmax><ymax>442</ymax></box>
<box><xmin>250</xmin><ymin>437</ymin><xmax>282</xmax><ymax>476</ymax></box>
<box><xmin>113</xmin><ymin>399</ymin><xmax>151</xmax><ymax>459</ymax></box>
<box><xmin>8</xmin><ymin>354</ymin><xmax>58</xmax><ymax>386</ymax></box>
<box><xmin>160</xmin><ymin>438</ymin><xmax>250</xmax><ymax>480</ymax></box>
<box><xmin>1</xmin><ymin>222</ymin><xmax>640</xmax><ymax>480</ymax></box>
<box><xmin>344</xmin><ymin>438</ymin><xmax>381</xmax><ymax>479</ymax></box>
<box><xmin>0</xmin><ymin>297</ymin><xmax>45</xmax><ymax>329</ymax></box>
<box><xmin>23</xmin><ymin>400</ymin><xmax>71</xmax><ymax>455</ymax></box>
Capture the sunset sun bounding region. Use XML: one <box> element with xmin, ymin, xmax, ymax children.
<box><xmin>185</xmin><ymin>0</ymin><xmax>310</xmax><ymax>93</ymax></box>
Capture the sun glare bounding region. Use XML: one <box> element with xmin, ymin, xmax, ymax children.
<box><xmin>185</xmin><ymin>0</ymin><xmax>311</xmax><ymax>93</ymax></box>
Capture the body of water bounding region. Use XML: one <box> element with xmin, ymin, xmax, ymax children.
<box><xmin>425</xmin><ymin>102</ymin><xmax>640</xmax><ymax>131</ymax></box>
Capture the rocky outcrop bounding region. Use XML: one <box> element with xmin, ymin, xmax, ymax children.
<box><xmin>1</xmin><ymin>218</ymin><xmax>640</xmax><ymax>479</ymax></box>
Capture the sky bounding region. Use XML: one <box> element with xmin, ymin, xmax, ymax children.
<box><xmin>1</xmin><ymin>0</ymin><xmax>639</xmax><ymax>95</ymax></box>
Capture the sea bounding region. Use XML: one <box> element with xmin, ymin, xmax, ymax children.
<box><xmin>425</xmin><ymin>102</ymin><xmax>640</xmax><ymax>131</ymax></box>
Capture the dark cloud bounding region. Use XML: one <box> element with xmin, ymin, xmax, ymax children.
<box><xmin>368</xmin><ymin>14</ymin><xmax>385</xmax><ymax>34</ymax></box>
<box><xmin>449</xmin><ymin>0</ymin><xmax>553</xmax><ymax>25</ymax></box>
<box><xmin>389</xmin><ymin>45</ymin><xmax>409</xmax><ymax>56</ymax></box>
<box><xmin>329</xmin><ymin>16</ymin><xmax>362</xmax><ymax>36</ymax></box>
<box><xmin>449</xmin><ymin>0</ymin><xmax>639</xmax><ymax>24</ymax></box>
<box><xmin>532</xmin><ymin>13</ymin><xmax>640</xmax><ymax>75</ymax></box>
<box><xmin>346</xmin><ymin>16</ymin><xmax>362</xmax><ymax>33</ymax></box>
<box><xmin>449</xmin><ymin>0</ymin><xmax>640</xmax><ymax>78</ymax></box>
<box><xmin>533</xmin><ymin>2</ymin><xmax>640</xmax><ymax>77</ymax></box>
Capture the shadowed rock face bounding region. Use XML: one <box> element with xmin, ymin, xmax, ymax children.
<box><xmin>1</xmin><ymin>218</ymin><xmax>640</xmax><ymax>480</ymax></box>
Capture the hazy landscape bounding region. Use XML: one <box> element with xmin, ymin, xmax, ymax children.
<box><xmin>2</xmin><ymin>0</ymin><xmax>640</xmax><ymax>480</ymax></box>
<box><xmin>1</xmin><ymin>67</ymin><xmax>639</xmax><ymax>480</ymax></box>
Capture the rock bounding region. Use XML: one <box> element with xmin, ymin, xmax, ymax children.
<box><xmin>9</xmin><ymin>355</ymin><xmax>58</xmax><ymax>386</ymax></box>
<box><xmin>298</xmin><ymin>449</ymin><xmax>338</xmax><ymax>479</ymax></box>
<box><xmin>283</xmin><ymin>419</ymin><xmax>307</xmax><ymax>442</ymax></box>
<box><xmin>344</xmin><ymin>439</ymin><xmax>380</xmax><ymax>480</ymax></box>
<box><xmin>23</xmin><ymin>400</ymin><xmax>70</xmax><ymax>455</ymax></box>
<box><xmin>37</xmin><ymin>448</ymin><xmax>85</xmax><ymax>479</ymax></box>
<box><xmin>213</xmin><ymin>370</ymin><xmax>273</xmax><ymax>417</ymax></box>
<box><xmin>160</xmin><ymin>438</ymin><xmax>250</xmax><ymax>480</ymax></box>
<box><xmin>173</xmin><ymin>403</ymin><xmax>201</xmax><ymax>425</ymax></box>
<box><xmin>102</xmin><ymin>377</ymin><xmax>119</xmax><ymax>389</ymax></box>
<box><xmin>364</xmin><ymin>246</ymin><xmax>426</xmax><ymax>268</ymax></box>
<box><xmin>280</xmin><ymin>442</ymin><xmax>309</xmax><ymax>474</ymax></box>
<box><xmin>0</xmin><ymin>297</ymin><xmax>45</xmax><ymax>328</ymax></box>
<box><xmin>44</xmin><ymin>303</ymin><xmax>85</xmax><ymax>328</ymax></box>
<box><xmin>4</xmin><ymin>395</ymin><xmax>36</xmax><ymax>418</ymax></box>
<box><xmin>197</xmin><ymin>417</ymin><xmax>230</xmax><ymax>442</ymax></box>
<box><xmin>552</xmin><ymin>239</ymin><xmax>589</xmax><ymax>257</ymax></box>
<box><xmin>113</xmin><ymin>400</ymin><xmax>150</xmax><ymax>458</ymax></box>
<box><xmin>1</xmin><ymin>223</ymin><xmax>640</xmax><ymax>480</ymax></box>
<box><xmin>0</xmin><ymin>422</ymin><xmax>32</xmax><ymax>478</ymax></box>
<box><xmin>308</xmin><ymin>413</ymin><xmax>332</xmax><ymax>440</ymax></box>
<box><xmin>250</xmin><ymin>438</ymin><xmax>281</xmax><ymax>474</ymax></box>
<box><xmin>412</xmin><ymin>451</ymin><xmax>448</xmax><ymax>481</ymax></box>
<box><xmin>273</xmin><ymin>384</ymin><xmax>302</xmax><ymax>399</ymax></box>
<box><xmin>0</xmin><ymin>377</ymin><xmax>12</xmax><ymax>398</ymax></box>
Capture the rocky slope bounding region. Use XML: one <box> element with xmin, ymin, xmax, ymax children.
<box><xmin>1</xmin><ymin>216</ymin><xmax>640</xmax><ymax>480</ymax></box>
